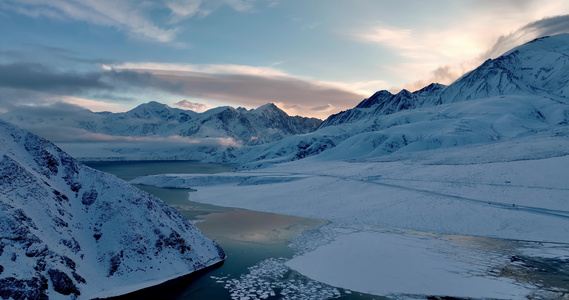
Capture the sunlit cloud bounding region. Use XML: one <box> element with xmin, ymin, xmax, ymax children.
<box><xmin>103</xmin><ymin>62</ymin><xmax>291</xmax><ymax>77</ymax></box>
<box><xmin>56</xmin><ymin>95</ymin><xmax>129</xmax><ymax>112</ymax></box>
<box><xmin>401</xmin><ymin>14</ymin><xmax>569</xmax><ymax>92</ymax></box>
<box><xmin>174</xmin><ymin>99</ymin><xmax>212</xmax><ymax>112</ymax></box>
<box><xmin>103</xmin><ymin>62</ymin><xmax>368</xmax><ymax>118</ymax></box>
<box><xmin>349</xmin><ymin>0</ymin><xmax>569</xmax><ymax>92</ymax></box>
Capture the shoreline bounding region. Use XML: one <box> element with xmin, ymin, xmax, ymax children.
<box><xmin>99</xmin><ymin>258</ymin><xmax>227</xmax><ymax>300</ymax></box>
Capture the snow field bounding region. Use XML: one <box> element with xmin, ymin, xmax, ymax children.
<box><xmin>132</xmin><ymin>135</ymin><xmax>569</xmax><ymax>298</ymax></box>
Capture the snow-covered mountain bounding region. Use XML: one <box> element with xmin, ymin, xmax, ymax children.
<box><xmin>80</xmin><ymin>102</ymin><xmax>321</xmax><ymax>146</ymax></box>
<box><xmin>0</xmin><ymin>119</ymin><xmax>225</xmax><ymax>299</ymax></box>
<box><xmin>2</xmin><ymin>102</ymin><xmax>321</xmax><ymax>161</ymax></box>
<box><xmin>231</xmin><ymin>34</ymin><xmax>569</xmax><ymax>169</ymax></box>
<box><xmin>323</xmin><ymin>35</ymin><xmax>569</xmax><ymax>128</ymax></box>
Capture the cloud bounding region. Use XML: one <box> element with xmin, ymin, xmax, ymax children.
<box><xmin>0</xmin><ymin>100</ymin><xmax>241</xmax><ymax>149</ymax></box>
<box><xmin>1</xmin><ymin>0</ymin><xmax>273</xmax><ymax>43</ymax></box>
<box><xmin>352</xmin><ymin>25</ymin><xmax>487</xmax><ymax>64</ymax></box>
<box><xmin>483</xmin><ymin>14</ymin><xmax>569</xmax><ymax>59</ymax></box>
<box><xmin>1</xmin><ymin>0</ymin><xmax>179</xmax><ymax>43</ymax></box>
<box><xmin>400</xmin><ymin>14</ymin><xmax>569</xmax><ymax>92</ymax></box>
<box><xmin>174</xmin><ymin>99</ymin><xmax>211</xmax><ymax>112</ymax></box>
<box><xmin>0</xmin><ymin>59</ymin><xmax>363</xmax><ymax>119</ymax></box>
<box><xmin>310</xmin><ymin>104</ymin><xmax>333</xmax><ymax>112</ymax></box>
<box><xmin>103</xmin><ymin>62</ymin><xmax>291</xmax><ymax>77</ymax></box>
<box><xmin>0</xmin><ymin>62</ymin><xmax>182</xmax><ymax>102</ymax></box>
<box><xmin>166</xmin><ymin>0</ymin><xmax>203</xmax><ymax>23</ymax></box>
<box><xmin>0</xmin><ymin>63</ymin><xmax>109</xmax><ymax>93</ymax></box>
<box><xmin>104</xmin><ymin>62</ymin><xmax>366</xmax><ymax>118</ymax></box>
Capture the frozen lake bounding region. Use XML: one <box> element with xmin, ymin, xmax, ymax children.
<box><xmin>87</xmin><ymin>160</ymin><xmax>569</xmax><ymax>299</ymax></box>
<box><xmin>85</xmin><ymin>161</ymin><xmax>381</xmax><ymax>299</ymax></box>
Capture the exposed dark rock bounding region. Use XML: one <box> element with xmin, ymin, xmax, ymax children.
<box><xmin>71</xmin><ymin>272</ymin><xmax>86</xmax><ymax>284</ymax></box>
<box><xmin>48</xmin><ymin>269</ymin><xmax>80</xmax><ymax>296</ymax></box>
<box><xmin>0</xmin><ymin>276</ymin><xmax>49</xmax><ymax>300</ymax></box>
<box><xmin>59</xmin><ymin>238</ymin><xmax>81</xmax><ymax>253</ymax></box>
<box><xmin>108</xmin><ymin>251</ymin><xmax>123</xmax><ymax>277</ymax></box>
<box><xmin>81</xmin><ymin>190</ymin><xmax>98</xmax><ymax>206</ymax></box>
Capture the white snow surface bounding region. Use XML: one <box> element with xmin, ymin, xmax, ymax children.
<box><xmin>0</xmin><ymin>120</ymin><xmax>225</xmax><ymax>299</ymax></box>
<box><xmin>286</xmin><ymin>229</ymin><xmax>532</xmax><ymax>299</ymax></box>
<box><xmin>133</xmin><ymin>132</ymin><xmax>569</xmax><ymax>298</ymax></box>
<box><xmin>132</xmin><ymin>131</ymin><xmax>569</xmax><ymax>243</ymax></box>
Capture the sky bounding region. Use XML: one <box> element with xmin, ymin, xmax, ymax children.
<box><xmin>1</xmin><ymin>1</ymin><xmax>569</xmax><ymax>120</ymax></box>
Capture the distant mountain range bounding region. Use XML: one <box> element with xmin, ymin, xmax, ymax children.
<box><xmin>2</xmin><ymin>101</ymin><xmax>321</xmax><ymax>161</ymax></box>
<box><xmin>0</xmin><ymin>119</ymin><xmax>225</xmax><ymax>299</ymax></box>
<box><xmin>78</xmin><ymin>102</ymin><xmax>321</xmax><ymax>146</ymax></box>
<box><xmin>231</xmin><ymin>34</ymin><xmax>569</xmax><ymax>169</ymax></box>
<box><xmin>3</xmin><ymin>35</ymin><xmax>569</xmax><ymax>167</ymax></box>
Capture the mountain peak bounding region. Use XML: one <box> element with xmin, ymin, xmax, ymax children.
<box><xmin>133</xmin><ymin>101</ymin><xmax>170</xmax><ymax>111</ymax></box>
<box><xmin>416</xmin><ymin>83</ymin><xmax>446</xmax><ymax>94</ymax></box>
<box><xmin>256</xmin><ymin>102</ymin><xmax>280</xmax><ymax>111</ymax></box>
<box><xmin>503</xmin><ymin>33</ymin><xmax>569</xmax><ymax>57</ymax></box>
<box><xmin>355</xmin><ymin>90</ymin><xmax>393</xmax><ymax>109</ymax></box>
<box><xmin>126</xmin><ymin>101</ymin><xmax>176</xmax><ymax>120</ymax></box>
<box><xmin>252</xmin><ymin>103</ymin><xmax>287</xmax><ymax>116</ymax></box>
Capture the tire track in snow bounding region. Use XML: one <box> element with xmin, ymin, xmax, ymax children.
<box><xmin>252</xmin><ymin>170</ymin><xmax>569</xmax><ymax>220</ymax></box>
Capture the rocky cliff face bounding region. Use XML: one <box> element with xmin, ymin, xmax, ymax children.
<box><xmin>0</xmin><ymin>119</ymin><xmax>225</xmax><ymax>299</ymax></box>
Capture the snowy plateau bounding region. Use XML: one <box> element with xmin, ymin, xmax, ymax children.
<box><xmin>131</xmin><ymin>35</ymin><xmax>569</xmax><ymax>299</ymax></box>
<box><xmin>0</xmin><ymin>119</ymin><xmax>225</xmax><ymax>299</ymax></box>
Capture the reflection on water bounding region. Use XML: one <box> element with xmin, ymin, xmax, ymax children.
<box><xmin>88</xmin><ymin>161</ymin><xmax>378</xmax><ymax>299</ymax></box>
<box><xmin>196</xmin><ymin>209</ymin><xmax>325</xmax><ymax>245</ymax></box>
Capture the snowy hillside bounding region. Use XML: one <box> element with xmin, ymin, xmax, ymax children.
<box><xmin>323</xmin><ymin>34</ymin><xmax>569</xmax><ymax>128</ymax></box>
<box><xmin>0</xmin><ymin>120</ymin><xmax>225</xmax><ymax>299</ymax></box>
<box><xmin>230</xmin><ymin>34</ymin><xmax>569</xmax><ymax>169</ymax></box>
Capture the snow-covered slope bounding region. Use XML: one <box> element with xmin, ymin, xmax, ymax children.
<box><xmin>323</xmin><ymin>34</ymin><xmax>569</xmax><ymax>128</ymax></box>
<box><xmin>0</xmin><ymin>120</ymin><xmax>225</xmax><ymax>299</ymax></box>
<box><xmin>230</xmin><ymin>34</ymin><xmax>569</xmax><ymax>169</ymax></box>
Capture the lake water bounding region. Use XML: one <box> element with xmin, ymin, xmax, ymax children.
<box><xmin>85</xmin><ymin>161</ymin><xmax>382</xmax><ymax>300</ymax></box>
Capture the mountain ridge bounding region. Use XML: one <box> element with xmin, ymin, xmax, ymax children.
<box><xmin>322</xmin><ymin>34</ymin><xmax>569</xmax><ymax>129</ymax></box>
<box><xmin>230</xmin><ymin>34</ymin><xmax>569</xmax><ymax>169</ymax></box>
<box><xmin>0</xmin><ymin>119</ymin><xmax>225</xmax><ymax>299</ymax></box>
